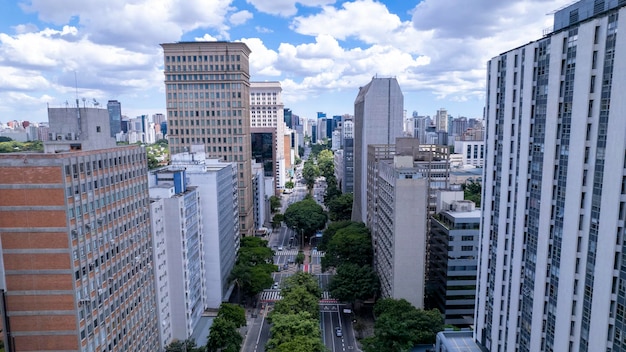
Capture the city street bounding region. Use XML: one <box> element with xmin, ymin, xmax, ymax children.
<box><xmin>241</xmin><ymin>149</ymin><xmax>356</xmax><ymax>351</ymax></box>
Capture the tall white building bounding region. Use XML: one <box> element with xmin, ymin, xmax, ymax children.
<box><xmin>435</xmin><ymin>108</ymin><xmax>448</xmax><ymax>133</ymax></box>
<box><xmin>170</xmin><ymin>146</ymin><xmax>239</xmax><ymax>308</ymax></box>
<box><xmin>149</xmin><ymin>172</ymin><xmax>206</xmax><ymax>343</ymax></box>
<box><xmin>476</xmin><ymin>1</ymin><xmax>626</xmax><ymax>351</ymax></box>
<box><xmin>352</xmin><ymin>77</ymin><xmax>404</xmax><ymax>223</ymax></box>
<box><xmin>250</xmin><ymin>81</ymin><xmax>286</xmax><ymax>193</ymax></box>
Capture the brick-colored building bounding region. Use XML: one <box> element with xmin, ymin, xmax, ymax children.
<box><xmin>0</xmin><ymin>107</ymin><xmax>159</xmax><ymax>351</ymax></box>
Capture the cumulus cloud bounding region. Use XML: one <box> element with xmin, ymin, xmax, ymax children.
<box><xmin>19</xmin><ymin>0</ymin><xmax>234</xmax><ymax>50</ymax></box>
<box><xmin>230</xmin><ymin>10</ymin><xmax>253</xmax><ymax>25</ymax></box>
<box><xmin>246</xmin><ymin>0</ymin><xmax>336</xmax><ymax>17</ymax></box>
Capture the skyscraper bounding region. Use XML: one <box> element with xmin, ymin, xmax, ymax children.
<box><xmin>161</xmin><ymin>41</ymin><xmax>254</xmax><ymax>236</ymax></box>
<box><xmin>351</xmin><ymin>77</ymin><xmax>404</xmax><ymax>223</ymax></box>
<box><xmin>0</xmin><ymin>107</ymin><xmax>159</xmax><ymax>351</ymax></box>
<box><xmin>250</xmin><ymin>81</ymin><xmax>286</xmax><ymax>193</ymax></box>
<box><xmin>476</xmin><ymin>1</ymin><xmax>626</xmax><ymax>350</ymax></box>
<box><xmin>107</xmin><ymin>100</ymin><xmax>122</xmax><ymax>138</ymax></box>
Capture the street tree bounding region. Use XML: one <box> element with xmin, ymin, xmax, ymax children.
<box><xmin>302</xmin><ymin>159</ymin><xmax>319</xmax><ymax>191</ymax></box>
<box><xmin>363</xmin><ymin>298</ymin><xmax>444</xmax><ymax>351</ymax></box>
<box><xmin>206</xmin><ymin>317</ymin><xmax>242</xmax><ymax>352</ymax></box>
<box><xmin>283</xmin><ymin>197</ymin><xmax>327</xmax><ymax>241</ymax></box>
<box><xmin>271</xmin><ymin>213</ymin><xmax>284</xmax><ymax>230</ymax></box>
<box><xmin>328</xmin><ymin>263</ymin><xmax>379</xmax><ymax>302</ymax></box>
<box><xmin>317</xmin><ymin>149</ymin><xmax>334</xmax><ymax>179</ymax></box>
<box><xmin>318</xmin><ymin>220</ymin><xmax>355</xmax><ymax>251</ymax></box>
<box><xmin>267</xmin><ymin>312</ymin><xmax>325</xmax><ymax>352</ymax></box>
<box><xmin>281</xmin><ymin>272</ymin><xmax>322</xmax><ymax>298</ymax></box>
<box><xmin>272</xmin><ymin>285</ymin><xmax>319</xmax><ymax>318</ymax></box>
<box><xmin>165</xmin><ymin>338</ymin><xmax>205</xmax><ymax>352</ymax></box>
<box><xmin>322</xmin><ymin>224</ymin><xmax>372</xmax><ymax>271</ymax></box>
<box><xmin>285</xmin><ymin>180</ymin><xmax>295</xmax><ymax>189</ymax></box>
<box><xmin>269</xmin><ymin>195</ymin><xmax>281</xmax><ymax>213</ymax></box>
<box><xmin>327</xmin><ymin>193</ymin><xmax>353</xmax><ymax>222</ymax></box>
<box><xmin>216</xmin><ymin>303</ymin><xmax>246</xmax><ymax>328</ymax></box>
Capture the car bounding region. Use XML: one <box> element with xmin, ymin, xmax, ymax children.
<box><xmin>272</xmin><ymin>282</ymin><xmax>279</xmax><ymax>290</ymax></box>
<box><xmin>283</xmin><ymin>263</ymin><xmax>289</xmax><ymax>270</ymax></box>
<box><xmin>278</xmin><ymin>246</ymin><xmax>283</xmax><ymax>251</ymax></box>
<box><xmin>335</xmin><ymin>327</ymin><xmax>343</xmax><ymax>337</ymax></box>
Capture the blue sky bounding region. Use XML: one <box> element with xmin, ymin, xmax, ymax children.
<box><xmin>0</xmin><ymin>0</ymin><xmax>571</xmax><ymax>123</ymax></box>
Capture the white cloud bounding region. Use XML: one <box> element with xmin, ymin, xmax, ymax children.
<box><xmin>19</xmin><ymin>0</ymin><xmax>235</xmax><ymax>50</ymax></box>
<box><xmin>0</xmin><ymin>66</ymin><xmax>52</xmax><ymax>91</ymax></box>
<box><xmin>291</xmin><ymin>0</ymin><xmax>403</xmax><ymax>44</ymax></box>
<box><xmin>242</xmin><ymin>37</ymin><xmax>281</xmax><ymax>76</ymax></box>
<box><xmin>230</xmin><ymin>10</ymin><xmax>253</xmax><ymax>26</ymax></box>
<box><xmin>246</xmin><ymin>0</ymin><xmax>336</xmax><ymax>17</ymax></box>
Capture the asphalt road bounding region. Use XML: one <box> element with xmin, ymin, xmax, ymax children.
<box><xmin>320</xmin><ymin>303</ymin><xmax>358</xmax><ymax>352</ymax></box>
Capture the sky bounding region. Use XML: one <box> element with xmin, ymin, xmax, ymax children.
<box><xmin>0</xmin><ymin>0</ymin><xmax>574</xmax><ymax>123</ymax></box>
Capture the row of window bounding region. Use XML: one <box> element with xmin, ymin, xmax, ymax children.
<box><xmin>165</xmin><ymin>54</ymin><xmax>241</xmax><ymax>63</ymax></box>
<box><xmin>165</xmin><ymin>73</ymin><xmax>242</xmax><ymax>82</ymax></box>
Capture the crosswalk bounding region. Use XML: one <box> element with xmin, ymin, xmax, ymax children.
<box><xmin>274</xmin><ymin>249</ymin><xmax>325</xmax><ymax>257</ymax></box>
<box><xmin>259</xmin><ymin>290</ymin><xmax>335</xmax><ymax>303</ymax></box>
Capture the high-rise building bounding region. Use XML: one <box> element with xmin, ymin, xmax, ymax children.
<box><xmin>0</xmin><ymin>107</ymin><xmax>159</xmax><ymax>351</ymax></box>
<box><xmin>428</xmin><ymin>200</ymin><xmax>480</xmax><ymax>327</ymax></box>
<box><xmin>342</xmin><ymin>118</ymin><xmax>355</xmax><ymax>194</ymax></box>
<box><xmin>352</xmin><ymin>77</ymin><xmax>404</xmax><ymax>223</ymax></box>
<box><xmin>149</xmin><ymin>171</ymin><xmax>206</xmax><ymax>342</ymax></box>
<box><xmin>107</xmin><ymin>100</ymin><xmax>122</xmax><ymax>137</ymax></box>
<box><xmin>368</xmin><ymin>140</ymin><xmax>449</xmax><ymax>308</ymax></box>
<box><xmin>250</xmin><ymin>81</ymin><xmax>286</xmax><ymax>193</ymax></box>
<box><xmin>476</xmin><ymin>1</ymin><xmax>626</xmax><ymax>351</ymax></box>
<box><xmin>435</xmin><ymin>108</ymin><xmax>448</xmax><ymax>133</ymax></box>
<box><xmin>169</xmin><ymin>147</ymin><xmax>239</xmax><ymax>308</ymax></box>
<box><xmin>161</xmin><ymin>41</ymin><xmax>254</xmax><ymax>236</ymax></box>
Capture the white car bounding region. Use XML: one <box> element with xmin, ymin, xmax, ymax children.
<box><xmin>278</xmin><ymin>246</ymin><xmax>283</xmax><ymax>251</ymax></box>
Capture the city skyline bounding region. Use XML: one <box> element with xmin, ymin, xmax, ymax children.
<box><xmin>0</xmin><ymin>0</ymin><xmax>573</xmax><ymax>123</ymax></box>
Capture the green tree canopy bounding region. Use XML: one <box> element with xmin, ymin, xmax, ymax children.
<box><xmin>317</xmin><ymin>149</ymin><xmax>334</xmax><ymax>179</ymax></box>
<box><xmin>302</xmin><ymin>159</ymin><xmax>319</xmax><ymax>191</ymax></box>
<box><xmin>267</xmin><ymin>312</ymin><xmax>325</xmax><ymax>352</ymax></box>
<box><xmin>206</xmin><ymin>317</ymin><xmax>242</xmax><ymax>352</ymax></box>
<box><xmin>270</xmin><ymin>195</ymin><xmax>281</xmax><ymax>213</ymax></box>
<box><xmin>216</xmin><ymin>303</ymin><xmax>246</xmax><ymax>328</ymax></box>
<box><xmin>281</xmin><ymin>272</ymin><xmax>322</xmax><ymax>298</ymax></box>
<box><xmin>327</xmin><ymin>193</ymin><xmax>353</xmax><ymax>222</ymax></box>
<box><xmin>165</xmin><ymin>338</ymin><xmax>205</xmax><ymax>352</ymax></box>
<box><xmin>322</xmin><ymin>224</ymin><xmax>372</xmax><ymax>271</ymax></box>
<box><xmin>271</xmin><ymin>213</ymin><xmax>284</xmax><ymax>230</ymax></box>
<box><xmin>272</xmin><ymin>285</ymin><xmax>320</xmax><ymax>318</ymax></box>
<box><xmin>283</xmin><ymin>197</ymin><xmax>327</xmax><ymax>240</ymax></box>
<box><xmin>318</xmin><ymin>221</ymin><xmax>356</xmax><ymax>251</ymax></box>
<box><xmin>328</xmin><ymin>263</ymin><xmax>379</xmax><ymax>303</ymax></box>
<box><xmin>363</xmin><ymin>298</ymin><xmax>444</xmax><ymax>352</ymax></box>
<box><xmin>285</xmin><ymin>180</ymin><xmax>295</xmax><ymax>189</ymax></box>
<box><xmin>462</xmin><ymin>179</ymin><xmax>482</xmax><ymax>206</ymax></box>
<box><xmin>230</xmin><ymin>237</ymin><xmax>276</xmax><ymax>300</ymax></box>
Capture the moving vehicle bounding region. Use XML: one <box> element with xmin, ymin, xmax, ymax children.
<box><xmin>335</xmin><ymin>327</ymin><xmax>342</xmax><ymax>337</ymax></box>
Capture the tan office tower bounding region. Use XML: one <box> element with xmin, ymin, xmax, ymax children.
<box><xmin>161</xmin><ymin>41</ymin><xmax>254</xmax><ymax>236</ymax></box>
<box><xmin>0</xmin><ymin>107</ymin><xmax>159</xmax><ymax>351</ymax></box>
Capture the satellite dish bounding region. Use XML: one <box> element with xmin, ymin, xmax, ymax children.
<box><xmin>93</xmin><ymin>98</ymin><xmax>100</xmax><ymax>107</ymax></box>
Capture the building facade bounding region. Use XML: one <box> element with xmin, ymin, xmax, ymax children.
<box><xmin>476</xmin><ymin>2</ymin><xmax>626</xmax><ymax>351</ymax></box>
<box><xmin>149</xmin><ymin>172</ymin><xmax>206</xmax><ymax>342</ymax></box>
<box><xmin>0</xmin><ymin>107</ymin><xmax>159</xmax><ymax>351</ymax></box>
<box><xmin>161</xmin><ymin>41</ymin><xmax>254</xmax><ymax>236</ymax></box>
<box><xmin>428</xmin><ymin>200</ymin><xmax>480</xmax><ymax>327</ymax></box>
<box><xmin>351</xmin><ymin>77</ymin><xmax>404</xmax><ymax>223</ymax></box>
<box><xmin>170</xmin><ymin>147</ymin><xmax>239</xmax><ymax>308</ymax></box>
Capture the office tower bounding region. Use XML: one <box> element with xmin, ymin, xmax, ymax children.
<box><xmin>368</xmin><ymin>140</ymin><xmax>449</xmax><ymax>308</ymax></box>
<box><xmin>476</xmin><ymin>1</ymin><xmax>626</xmax><ymax>351</ymax></box>
<box><xmin>352</xmin><ymin>77</ymin><xmax>404</xmax><ymax>223</ymax></box>
<box><xmin>161</xmin><ymin>41</ymin><xmax>254</xmax><ymax>236</ymax></box>
<box><xmin>107</xmin><ymin>100</ymin><xmax>122</xmax><ymax>137</ymax></box>
<box><xmin>317</xmin><ymin>117</ymin><xmax>327</xmax><ymax>142</ymax></box>
<box><xmin>169</xmin><ymin>147</ymin><xmax>239</xmax><ymax>308</ymax></box>
<box><xmin>342</xmin><ymin>118</ymin><xmax>355</xmax><ymax>194</ymax></box>
<box><xmin>435</xmin><ymin>108</ymin><xmax>448</xmax><ymax>133</ymax></box>
<box><xmin>149</xmin><ymin>172</ymin><xmax>205</xmax><ymax>342</ymax></box>
<box><xmin>284</xmin><ymin>108</ymin><xmax>294</xmax><ymax>129</ymax></box>
<box><xmin>250</xmin><ymin>81</ymin><xmax>286</xmax><ymax>193</ymax></box>
<box><xmin>0</xmin><ymin>107</ymin><xmax>159</xmax><ymax>351</ymax></box>
<box><xmin>428</xmin><ymin>200</ymin><xmax>480</xmax><ymax>327</ymax></box>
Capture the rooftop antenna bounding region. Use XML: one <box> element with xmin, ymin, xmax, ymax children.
<box><xmin>74</xmin><ymin>71</ymin><xmax>82</xmax><ymax>137</ymax></box>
